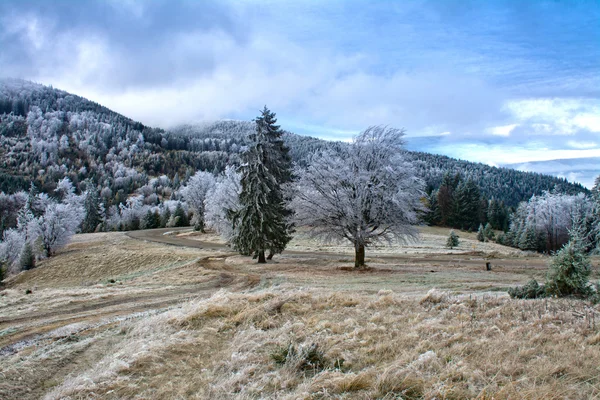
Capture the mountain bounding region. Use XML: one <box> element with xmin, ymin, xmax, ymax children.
<box><xmin>503</xmin><ymin>157</ymin><xmax>600</xmax><ymax>189</ymax></box>
<box><xmin>0</xmin><ymin>79</ymin><xmax>589</xmax><ymax>208</ymax></box>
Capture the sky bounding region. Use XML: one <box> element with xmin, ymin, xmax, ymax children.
<box><xmin>1</xmin><ymin>0</ymin><xmax>599</xmax><ymax>187</ymax></box>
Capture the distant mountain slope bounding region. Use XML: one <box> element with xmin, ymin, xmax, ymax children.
<box><xmin>0</xmin><ymin>79</ymin><xmax>589</xmax><ymax>207</ymax></box>
<box><xmin>503</xmin><ymin>157</ymin><xmax>600</xmax><ymax>189</ymax></box>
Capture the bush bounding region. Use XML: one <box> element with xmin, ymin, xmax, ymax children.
<box><xmin>508</xmin><ymin>279</ymin><xmax>546</xmax><ymax>299</ymax></box>
<box><xmin>509</xmin><ymin>229</ymin><xmax>594</xmax><ymax>300</ymax></box>
<box><xmin>446</xmin><ymin>230</ymin><xmax>459</xmax><ymax>249</ymax></box>
<box><xmin>271</xmin><ymin>342</ymin><xmax>343</xmax><ymax>373</ymax></box>
<box><xmin>545</xmin><ymin>237</ymin><xmax>591</xmax><ymax>297</ymax></box>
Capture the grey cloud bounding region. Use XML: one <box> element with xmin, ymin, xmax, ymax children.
<box><xmin>0</xmin><ymin>0</ymin><xmax>248</xmax><ymax>90</ymax></box>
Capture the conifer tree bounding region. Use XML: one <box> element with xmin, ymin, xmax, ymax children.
<box><xmin>546</xmin><ymin>226</ymin><xmax>592</xmax><ymax>297</ymax></box>
<box><xmin>81</xmin><ymin>188</ymin><xmax>102</xmax><ymax>233</ymax></box>
<box><xmin>229</xmin><ymin>107</ymin><xmax>292</xmax><ymax>263</ymax></box>
<box><xmin>161</xmin><ymin>206</ymin><xmax>171</xmax><ymax>228</ymax></box>
<box><xmin>454</xmin><ymin>179</ymin><xmax>481</xmax><ymax>230</ymax></box>
<box><xmin>484</xmin><ymin>222</ymin><xmax>495</xmax><ymax>240</ymax></box>
<box><xmin>477</xmin><ymin>224</ymin><xmax>485</xmax><ymax>242</ymax></box>
<box><xmin>519</xmin><ymin>227</ymin><xmax>538</xmax><ymax>251</ymax></box>
<box><xmin>446</xmin><ymin>230</ymin><xmax>460</xmax><ymax>249</ymax></box>
<box><xmin>173</xmin><ymin>202</ymin><xmax>189</xmax><ymax>227</ymax></box>
<box><xmin>143</xmin><ymin>209</ymin><xmax>160</xmax><ymax>229</ymax></box>
<box><xmin>19</xmin><ymin>241</ymin><xmax>35</xmax><ymax>271</ymax></box>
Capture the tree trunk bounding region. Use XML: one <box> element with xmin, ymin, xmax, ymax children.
<box><xmin>257</xmin><ymin>250</ymin><xmax>267</xmax><ymax>263</ymax></box>
<box><xmin>354</xmin><ymin>244</ymin><xmax>365</xmax><ymax>269</ymax></box>
<box><xmin>267</xmin><ymin>251</ymin><xmax>274</xmax><ymax>260</ymax></box>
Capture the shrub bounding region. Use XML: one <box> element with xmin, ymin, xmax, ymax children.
<box><xmin>446</xmin><ymin>230</ymin><xmax>459</xmax><ymax>249</ymax></box>
<box><xmin>545</xmin><ymin>236</ymin><xmax>591</xmax><ymax>297</ymax></box>
<box><xmin>271</xmin><ymin>342</ymin><xmax>343</xmax><ymax>374</ymax></box>
<box><xmin>508</xmin><ymin>279</ymin><xmax>546</xmax><ymax>299</ymax></box>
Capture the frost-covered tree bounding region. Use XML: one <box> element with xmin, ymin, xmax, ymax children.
<box><xmin>37</xmin><ymin>202</ymin><xmax>83</xmax><ymax>256</ymax></box>
<box><xmin>181</xmin><ymin>171</ymin><xmax>215</xmax><ymax>232</ymax></box>
<box><xmin>0</xmin><ymin>228</ymin><xmax>26</xmax><ymax>272</ymax></box>
<box><xmin>446</xmin><ymin>230</ymin><xmax>460</xmax><ymax>249</ymax></box>
<box><xmin>592</xmin><ymin>175</ymin><xmax>600</xmax><ymax>252</ymax></box>
<box><xmin>477</xmin><ymin>224</ymin><xmax>485</xmax><ymax>242</ymax></box>
<box><xmin>205</xmin><ymin>166</ymin><xmax>241</xmax><ymax>240</ymax></box>
<box><xmin>546</xmin><ymin>225</ymin><xmax>592</xmax><ymax>297</ymax></box>
<box><xmin>229</xmin><ymin>107</ymin><xmax>293</xmax><ymax>263</ymax></box>
<box><xmin>19</xmin><ymin>241</ymin><xmax>35</xmax><ymax>270</ymax></box>
<box><xmin>291</xmin><ymin>126</ymin><xmax>424</xmax><ymax>268</ymax></box>
<box><xmin>507</xmin><ymin>192</ymin><xmax>593</xmax><ymax>253</ymax></box>
<box><xmin>483</xmin><ymin>222</ymin><xmax>495</xmax><ymax>240</ymax></box>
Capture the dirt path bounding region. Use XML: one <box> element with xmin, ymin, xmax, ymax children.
<box><xmin>126</xmin><ymin>227</ymin><xmax>229</xmax><ymax>250</ymax></box>
<box><xmin>0</xmin><ymin>257</ymin><xmax>257</xmax><ymax>352</ymax></box>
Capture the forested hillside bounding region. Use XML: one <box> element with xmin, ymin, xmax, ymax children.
<box><xmin>0</xmin><ymin>78</ymin><xmax>588</xmax><ymax>213</ymax></box>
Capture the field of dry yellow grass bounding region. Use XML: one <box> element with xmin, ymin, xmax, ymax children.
<box><xmin>1</xmin><ymin>227</ymin><xmax>599</xmax><ymax>399</ymax></box>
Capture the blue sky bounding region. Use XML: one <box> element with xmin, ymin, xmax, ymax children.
<box><xmin>1</xmin><ymin>0</ymin><xmax>599</xmax><ymax>186</ymax></box>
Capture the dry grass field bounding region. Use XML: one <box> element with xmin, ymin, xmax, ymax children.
<box><xmin>1</xmin><ymin>227</ymin><xmax>599</xmax><ymax>399</ymax></box>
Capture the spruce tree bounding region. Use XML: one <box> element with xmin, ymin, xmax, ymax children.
<box><xmin>477</xmin><ymin>224</ymin><xmax>485</xmax><ymax>242</ymax></box>
<box><xmin>143</xmin><ymin>209</ymin><xmax>160</xmax><ymax>229</ymax></box>
<box><xmin>82</xmin><ymin>189</ymin><xmax>101</xmax><ymax>233</ymax></box>
<box><xmin>19</xmin><ymin>242</ymin><xmax>36</xmax><ymax>271</ymax></box>
<box><xmin>519</xmin><ymin>227</ymin><xmax>538</xmax><ymax>251</ymax></box>
<box><xmin>173</xmin><ymin>203</ymin><xmax>189</xmax><ymax>227</ymax></box>
<box><xmin>446</xmin><ymin>230</ymin><xmax>460</xmax><ymax>249</ymax></box>
<box><xmin>546</xmin><ymin>227</ymin><xmax>592</xmax><ymax>297</ymax></box>
<box><xmin>483</xmin><ymin>222</ymin><xmax>495</xmax><ymax>240</ymax></box>
<box><xmin>229</xmin><ymin>107</ymin><xmax>292</xmax><ymax>263</ymax></box>
<box><xmin>453</xmin><ymin>179</ymin><xmax>481</xmax><ymax>231</ymax></box>
<box><xmin>161</xmin><ymin>207</ymin><xmax>171</xmax><ymax>228</ymax></box>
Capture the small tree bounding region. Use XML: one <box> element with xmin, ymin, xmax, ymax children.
<box><xmin>476</xmin><ymin>224</ymin><xmax>485</xmax><ymax>242</ymax></box>
<box><xmin>446</xmin><ymin>230</ymin><xmax>459</xmax><ymax>249</ymax></box>
<box><xmin>142</xmin><ymin>209</ymin><xmax>160</xmax><ymax>229</ymax></box>
<box><xmin>173</xmin><ymin>203</ymin><xmax>189</xmax><ymax>227</ymax></box>
<box><xmin>483</xmin><ymin>222</ymin><xmax>495</xmax><ymax>240</ymax></box>
<box><xmin>181</xmin><ymin>171</ymin><xmax>215</xmax><ymax>232</ymax></box>
<box><xmin>518</xmin><ymin>227</ymin><xmax>538</xmax><ymax>251</ymax></box>
<box><xmin>545</xmin><ymin>227</ymin><xmax>592</xmax><ymax>297</ymax></box>
<box><xmin>38</xmin><ymin>202</ymin><xmax>82</xmax><ymax>257</ymax></box>
<box><xmin>160</xmin><ymin>206</ymin><xmax>171</xmax><ymax>228</ymax></box>
<box><xmin>205</xmin><ymin>166</ymin><xmax>241</xmax><ymax>241</ymax></box>
<box><xmin>81</xmin><ymin>188</ymin><xmax>102</xmax><ymax>233</ymax></box>
<box><xmin>19</xmin><ymin>241</ymin><xmax>35</xmax><ymax>270</ymax></box>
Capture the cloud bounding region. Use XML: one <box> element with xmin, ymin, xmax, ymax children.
<box><xmin>487</xmin><ymin>124</ymin><xmax>518</xmax><ymax>137</ymax></box>
<box><xmin>0</xmin><ymin>0</ymin><xmax>598</xmax><ymax>186</ymax></box>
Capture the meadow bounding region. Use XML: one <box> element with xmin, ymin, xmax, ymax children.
<box><xmin>1</xmin><ymin>227</ymin><xmax>599</xmax><ymax>399</ymax></box>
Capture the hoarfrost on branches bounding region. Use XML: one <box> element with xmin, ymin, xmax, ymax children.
<box><xmin>205</xmin><ymin>166</ymin><xmax>241</xmax><ymax>241</ymax></box>
<box><xmin>290</xmin><ymin>126</ymin><xmax>425</xmax><ymax>268</ymax></box>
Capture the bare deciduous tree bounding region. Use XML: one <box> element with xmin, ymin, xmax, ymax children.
<box><xmin>291</xmin><ymin>126</ymin><xmax>425</xmax><ymax>268</ymax></box>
